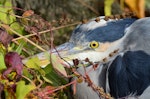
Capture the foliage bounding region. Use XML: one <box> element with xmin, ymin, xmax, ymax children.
<box><xmin>0</xmin><ymin>0</ymin><xmax>73</xmax><ymax>98</ymax></box>
<box><xmin>104</xmin><ymin>0</ymin><xmax>114</xmax><ymax>16</ymax></box>
<box><xmin>0</xmin><ymin>0</ymin><xmax>147</xmax><ymax>99</ymax></box>
<box><xmin>16</xmin><ymin>81</ymin><xmax>35</xmax><ymax>99</ymax></box>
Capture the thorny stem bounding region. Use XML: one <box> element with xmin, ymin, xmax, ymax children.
<box><xmin>44</xmin><ymin>80</ymin><xmax>76</xmax><ymax>95</ymax></box>
<box><xmin>79</xmin><ymin>49</ymin><xmax>120</xmax><ymax>98</ymax></box>
<box><xmin>72</xmin><ymin>62</ymin><xmax>113</xmax><ymax>99</ymax></box>
<box><xmin>86</xmin><ymin>74</ymin><xmax>113</xmax><ymax>99</ymax></box>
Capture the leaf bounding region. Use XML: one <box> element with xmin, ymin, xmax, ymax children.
<box><xmin>3</xmin><ymin>52</ymin><xmax>23</xmax><ymax>80</ymax></box>
<box><xmin>16</xmin><ymin>81</ymin><xmax>35</xmax><ymax>99</ymax></box>
<box><xmin>0</xmin><ymin>44</ymin><xmax>6</xmax><ymax>54</ymax></box>
<box><xmin>0</xmin><ymin>1</ymin><xmax>24</xmax><ymax>34</ymax></box>
<box><xmin>23</xmin><ymin>68</ymin><xmax>33</xmax><ymax>79</ymax></box>
<box><xmin>21</xmin><ymin>10</ymin><xmax>34</xmax><ymax>26</ymax></box>
<box><xmin>10</xmin><ymin>22</ymin><xmax>25</xmax><ymax>35</ymax></box>
<box><xmin>0</xmin><ymin>28</ymin><xmax>13</xmax><ymax>48</ymax></box>
<box><xmin>0</xmin><ymin>0</ymin><xmax>15</xmax><ymax>24</ymax></box>
<box><xmin>42</xmin><ymin>64</ymin><xmax>58</xmax><ymax>85</ymax></box>
<box><xmin>15</xmin><ymin>40</ymin><xmax>26</xmax><ymax>54</ymax></box>
<box><xmin>51</xmin><ymin>54</ymin><xmax>67</xmax><ymax>77</ymax></box>
<box><xmin>125</xmin><ymin>0</ymin><xmax>145</xmax><ymax>18</ymax></box>
<box><xmin>42</xmin><ymin>76</ymin><xmax>53</xmax><ymax>84</ymax></box>
<box><xmin>24</xmin><ymin>52</ymin><xmax>51</xmax><ymax>68</ymax></box>
<box><xmin>22</xmin><ymin>10</ymin><xmax>34</xmax><ymax>17</ymax></box>
<box><xmin>104</xmin><ymin>0</ymin><xmax>114</xmax><ymax>16</ymax></box>
<box><xmin>42</xmin><ymin>64</ymin><xmax>67</xmax><ymax>86</ymax></box>
<box><xmin>43</xmin><ymin>64</ymin><xmax>53</xmax><ymax>74</ymax></box>
<box><xmin>25</xmin><ymin>56</ymin><xmax>41</xmax><ymax>69</ymax></box>
<box><xmin>0</xmin><ymin>52</ymin><xmax>6</xmax><ymax>71</ymax></box>
<box><xmin>25</xmin><ymin>56</ymin><xmax>45</xmax><ymax>75</ymax></box>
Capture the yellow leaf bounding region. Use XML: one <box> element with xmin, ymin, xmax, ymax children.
<box><xmin>125</xmin><ymin>0</ymin><xmax>145</xmax><ymax>18</ymax></box>
<box><xmin>104</xmin><ymin>0</ymin><xmax>114</xmax><ymax>16</ymax></box>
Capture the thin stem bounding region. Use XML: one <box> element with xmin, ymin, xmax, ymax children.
<box><xmin>12</xmin><ymin>22</ymin><xmax>80</xmax><ymax>41</ymax></box>
<box><xmin>22</xmin><ymin>75</ymin><xmax>36</xmax><ymax>86</ymax></box>
<box><xmin>1</xmin><ymin>24</ymin><xmax>46</xmax><ymax>51</ymax></box>
<box><xmin>45</xmin><ymin>80</ymin><xmax>76</xmax><ymax>95</ymax></box>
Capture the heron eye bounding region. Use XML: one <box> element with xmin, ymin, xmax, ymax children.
<box><xmin>89</xmin><ymin>41</ymin><xmax>99</xmax><ymax>49</ymax></box>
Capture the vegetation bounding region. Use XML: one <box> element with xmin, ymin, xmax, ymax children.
<box><xmin>0</xmin><ymin>0</ymin><xmax>148</xmax><ymax>99</ymax></box>
<box><xmin>0</xmin><ymin>0</ymin><xmax>75</xmax><ymax>98</ymax></box>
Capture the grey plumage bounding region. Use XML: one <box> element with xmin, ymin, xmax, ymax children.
<box><xmin>24</xmin><ymin>17</ymin><xmax>150</xmax><ymax>99</ymax></box>
<box><xmin>61</xmin><ymin>17</ymin><xmax>150</xmax><ymax>99</ymax></box>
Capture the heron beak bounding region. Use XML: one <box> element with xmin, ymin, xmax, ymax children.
<box><xmin>54</xmin><ymin>38</ymin><xmax>124</xmax><ymax>67</ymax></box>
<box><xmin>52</xmin><ymin>42</ymin><xmax>96</xmax><ymax>67</ymax></box>
<box><xmin>23</xmin><ymin>37</ymin><xmax>122</xmax><ymax>68</ymax></box>
<box><xmin>53</xmin><ymin>42</ymin><xmax>100</xmax><ymax>66</ymax></box>
<box><xmin>22</xmin><ymin>42</ymin><xmax>77</xmax><ymax>68</ymax></box>
<box><xmin>52</xmin><ymin>42</ymin><xmax>83</xmax><ymax>66</ymax></box>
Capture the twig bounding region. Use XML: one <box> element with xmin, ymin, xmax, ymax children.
<box><xmin>12</xmin><ymin>22</ymin><xmax>81</xmax><ymax>41</ymax></box>
<box><xmin>13</xmin><ymin>40</ymin><xmax>30</xmax><ymax>55</ymax></box>
<box><xmin>0</xmin><ymin>10</ymin><xmax>31</xmax><ymax>21</ymax></box>
<box><xmin>1</xmin><ymin>24</ymin><xmax>46</xmax><ymax>51</ymax></box>
<box><xmin>22</xmin><ymin>75</ymin><xmax>36</xmax><ymax>86</ymax></box>
<box><xmin>76</xmin><ymin>0</ymin><xmax>99</xmax><ymax>15</ymax></box>
<box><xmin>45</xmin><ymin>80</ymin><xmax>76</xmax><ymax>95</ymax></box>
<box><xmin>72</xmin><ymin>63</ymin><xmax>113</xmax><ymax>99</ymax></box>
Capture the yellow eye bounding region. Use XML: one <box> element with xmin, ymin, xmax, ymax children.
<box><xmin>89</xmin><ymin>41</ymin><xmax>99</xmax><ymax>49</ymax></box>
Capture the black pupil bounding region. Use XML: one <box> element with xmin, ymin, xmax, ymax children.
<box><xmin>92</xmin><ymin>43</ymin><xmax>96</xmax><ymax>46</ymax></box>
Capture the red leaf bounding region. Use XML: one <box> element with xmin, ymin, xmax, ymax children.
<box><xmin>3</xmin><ymin>52</ymin><xmax>23</xmax><ymax>80</ymax></box>
<box><xmin>0</xmin><ymin>28</ymin><xmax>13</xmax><ymax>47</ymax></box>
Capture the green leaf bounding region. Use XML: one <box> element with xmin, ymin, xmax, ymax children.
<box><xmin>0</xmin><ymin>43</ymin><xmax>6</xmax><ymax>54</ymax></box>
<box><xmin>0</xmin><ymin>0</ymin><xmax>15</xmax><ymax>24</ymax></box>
<box><xmin>25</xmin><ymin>56</ymin><xmax>45</xmax><ymax>75</ymax></box>
<box><xmin>43</xmin><ymin>64</ymin><xmax>53</xmax><ymax>74</ymax></box>
<box><xmin>0</xmin><ymin>0</ymin><xmax>24</xmax><ymax>35</ymax></box>
<box><xmin>42</xmin><ymin>76</ymin><xmax>53</xmax><ymax>84</ymax></box>
<box><xmin>43</xmin><ymin>64</ymin><xmax>67</xmax><ymax>86</ymax></box>
<box><xmin>51</xmin><ymin>54</ymin><xmax>67</xmax><ymax>77</ymax></box>
<box><xmin>16</xmin><ymin>81</ymin><xmax>35</xmax><ymax>99</ymax></box>
<box><xmin>15</xmin><ymin>40</ymin><xmax>26</xmax><ymax>54</ymax></box>
<box><xmin>23</xmin><ymin>68</ymin><xmax>33</xmax><ymax>80</ymax></box>
<box><xmin>10</xmin><ymin>22</ymin><xmax>25</xmax><ymax>35</ymax></box>
<box><xmin>0</xmin><ymin>52</ymin><xmax>6</xmax><ymax>71</ymax></box>
<box><xmin>23</xmin><ymin>52</ymin><xmax>51</xmax><ymax>68</ymax></box>
<box><xmin>25</xmin><ymin>56</ymin><xmax>41</xmax><ymax>69</ymax></box>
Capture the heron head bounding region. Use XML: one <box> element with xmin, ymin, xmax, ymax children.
<box><xmin>53</xmin><ymin>17</ymin><xmax>136</xmax><ymax>66</ymax></box>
